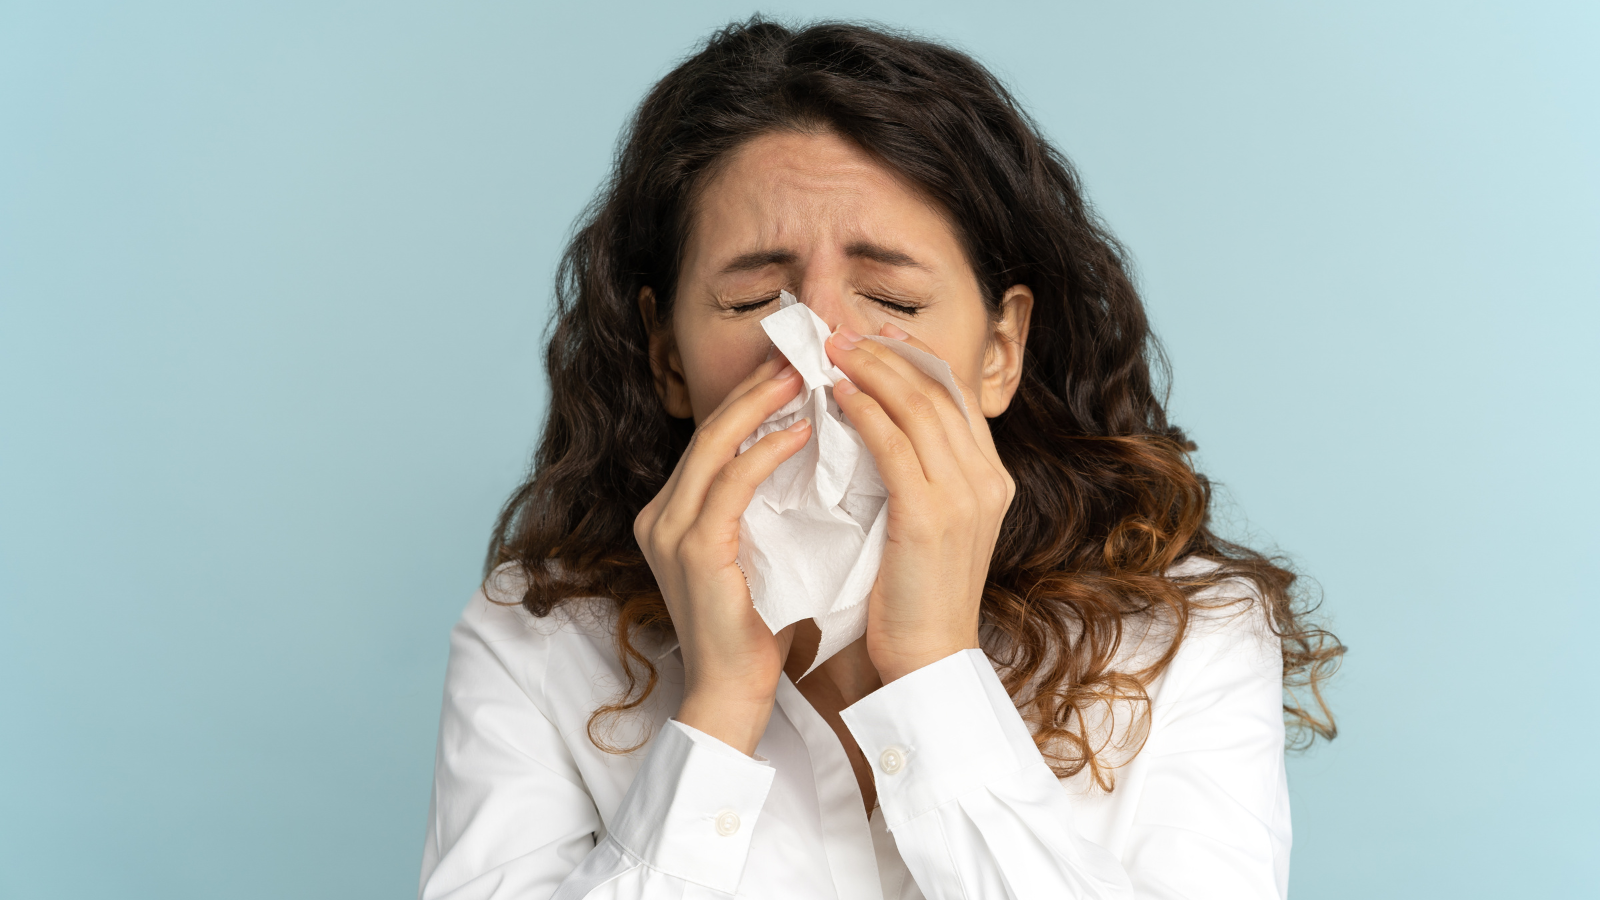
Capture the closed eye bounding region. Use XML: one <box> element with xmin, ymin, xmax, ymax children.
<box><xmin>865</xmin><ymin>295</ymin><xmax>922</xmax><ymax>316</ymax></box>
<box><xmin>726</xmin><ymin>293</ymin><xmax>781</xmax><ymax>314</ymax></box>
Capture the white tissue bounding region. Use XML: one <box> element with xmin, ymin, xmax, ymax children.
<box><xmin>736</xmin><ymin>291</ymin><xmax>969</xmax><ymax>675</ymax></box>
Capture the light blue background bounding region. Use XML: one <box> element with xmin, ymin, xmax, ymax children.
<box><xmin>2</xmin><ymin>2</ymin><xmax>1595</xmax><ymax>897</ymax></box>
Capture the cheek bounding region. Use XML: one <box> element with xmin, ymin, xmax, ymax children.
<box><xmin>679</xmin><ymin>325</ymin><xmax>773</xmax><ymax>423</ymax></box>
<box><xmin>948</xmin><ymin>343</ymin><xmax>987</xmax><ymax>393</ymax></box>
<box><xmin>914</xmin><ymin>317</ymin><xmax>991</xmax><ymax>393</ymax></box>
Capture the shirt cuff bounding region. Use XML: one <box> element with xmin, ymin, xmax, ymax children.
<box><xmin>604</xmin><ymin>718</ymin><xmax>776</xmax><ymax>894</ymax></box>
<box><xmin>840</xmin><ymin>648</ymin><xmax>1042</xmax><ymax>828</ymax></box>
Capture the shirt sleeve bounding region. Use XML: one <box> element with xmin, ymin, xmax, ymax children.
<box><xmin>418</xmin><ymin>602</ymin><xmax>776</xmax><ymax>900</ymax></box>
<box><xmin>552</xmin><ymin>719</ymin><xmax>777</xmax><ymax>899</ymax></box>
<box><xmin>838</xmin><ymin>607</ymin><xmax>1288</xmax><ymax>900</ymax></box>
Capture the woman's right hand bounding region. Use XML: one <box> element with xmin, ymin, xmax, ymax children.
<box><xmin>633</xmin><ymin>355</ymin><xmax>812</xmax><ymax>756</ymax></box>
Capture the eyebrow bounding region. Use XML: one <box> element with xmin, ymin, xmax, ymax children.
<box><xmin>846</xmin><ymin>240</ymin><xmax>927</xmax><ymax>269</ymax></box>
<box><xmin>719</xmin><ymin>249</ymin><xmax>798</xmax><ymax>274</ymax></box>
<box><xmin>717</xmin><ymin>242</ymin><xmax>927</xmax><ymax>275</ymax></box>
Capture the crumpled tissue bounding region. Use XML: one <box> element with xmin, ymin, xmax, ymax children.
<box><xmin>736</xmin><ymin>291</ymin><xmax>969</xmax><ymax>675</ymax></box>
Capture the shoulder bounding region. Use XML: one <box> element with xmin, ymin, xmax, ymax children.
<box><xmin>1145</xmin><ymin>556</ymin><xmax>1284</xmax><ymax>732</ymax></box>
<box><xmin>1166</xmin><ymin>555</ymin><xmax>1282</xmax><ymax>664</ymax></box>
<box><xmin>454</xmin><ymin>563</ymin><xmax>622</xmax><ymax>660</ymax></box>
<box><xmin>1073</xmin><ymin>556</ymin><xmax>1278</xmax><ymax>676</ymax></box>
<box><xmin>459</xmin><ymin>562</ymin><xmax>627</xmax><ymax>645</ymax></box>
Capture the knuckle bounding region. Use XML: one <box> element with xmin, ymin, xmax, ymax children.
<box><xmin>744</xmin><ymin>431</ymin><xmax>782</xmax><ymax>458</ymax></box>
<box><xmin>635</xmin><ymin>502</ymin><xmax>669</xmax><ymax>543</ymax></box>
<box><xmin>997</xmin><ymin>485</ymin><xmax>1016</xmax><ymax>515</ymax></box>
<box><xmin>851</xmin><ymin>396</ymin><xmax>889</xmax><ymax>427</ymax></box>
<box><xmin>978</xmin><ymin>473</ymin><xmax>1008</xmax><ymax>506</ymax></box>
<box><xmin>853</xmin><ymin>346</ymin><xmax>889</xmax><ymax>373</ymax></box>
<box><xmin>647</xmin><ymin>519</ymin><xmax>676</xmax><ymax>549</ymax></box>
<box><xmin>675</xmin><ymin>528</ymin><xmax>702</xmax><ymax>560</ymax></box>
<box><xmin>903</xmin><ymin>391</ymin><xmax>938</xmax><ymax>421</ymax></box>
<box><xmin>714</xmin><ymin>455</ymin><xmax>758</xmax><ymax>490</ymax></box>
<box><xmin>697</xmin><ymin>416</ymin><xmax>746</xmax><ymax>453</ymax></box>
<box><xmin>649</xmin><ymin>535</ymin><xmax>676</xmax><ymax>564</ymax></box>
<box><xmin>678</xmin><ymin>527</ymin><xmax>720</xmax><ymax>566</ymax></box>
<box><xmin>997</xmin><ymin>466</ymin><xmax>1018</xmax><ymax>500</ymax></box>
<box><xmin>652</xmin><ymin>507</ymin><xmax>683</xmax><ymax>537</ymax></box>
<box><xmin>985</xmin><ymin>484</ymin><xmax>1008</xmax><ymax>512</ymax></box>
<box><xmin>883</xmin><ymin>433</ymin><xmax>917</xmax><ymax>465</ymax></box>
<box><xmin>687</xmin><ymin>424</ymin><xmax>717</xmax><ymax>452</ymax></box>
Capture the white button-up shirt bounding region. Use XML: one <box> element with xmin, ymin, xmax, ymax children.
<box><xmin>419</xmin><ymin>565</ymin><xmax>1290</xmax><ymax>899</ymax></box>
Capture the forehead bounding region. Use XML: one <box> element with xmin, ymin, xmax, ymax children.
<box><xmin>684</xmin><ymin>130</ymin><xmax>962</xmax><ymax>263</ymax></box>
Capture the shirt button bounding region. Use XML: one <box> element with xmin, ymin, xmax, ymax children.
<box><xmin>714</xmin><ymin>810</ymin><xmax>741</xmax><ymax>836</ymax></box>
<box><xmin>879</xmin><ymin>746</ymin><xmax>906</xmax><ymax>775</ymax></box>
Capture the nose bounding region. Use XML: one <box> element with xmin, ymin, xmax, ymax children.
<box><xmin>793</xmin><ymin>280</ymin><xmax>876</xmax><ymax>336</ymax></box>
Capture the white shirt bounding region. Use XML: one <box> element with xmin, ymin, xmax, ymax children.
<box><xmin>419</xmin><ymin>563</ymin><xmax>1290</xmax><ymax>899</ymax></box>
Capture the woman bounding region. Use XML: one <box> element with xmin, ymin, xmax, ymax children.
<box><xmin>420</xmin><ymin>18</ymin><xmax>1341</xmax><ymax>900</ymax></box>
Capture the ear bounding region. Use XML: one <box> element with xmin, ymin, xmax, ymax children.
<box><xmin>639</xmin><ymin>287</ymin><xmax>694</xmax><ymax>419</ymax></box>
<box><xmin>979</xmin><ymin>284</ymin><xmax>1034</xmax><ymax>418</ymax></box>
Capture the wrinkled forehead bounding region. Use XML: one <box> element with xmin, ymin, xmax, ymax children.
<box><xmin>681</xmin><ymin>131</ymin><xmax>966</xmax><ymax>282</ymax></box>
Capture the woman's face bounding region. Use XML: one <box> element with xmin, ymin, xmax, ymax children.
<box><xmin>645</xmin><ymin>129</ymin><xmax>1032</xmax><ymax>423</ymax></box>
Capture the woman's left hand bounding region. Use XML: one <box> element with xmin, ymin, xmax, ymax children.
<box><xmin>824</xmin><ymin>324</ymin><xmax>1017</xmax><ymax>683</ymax></box>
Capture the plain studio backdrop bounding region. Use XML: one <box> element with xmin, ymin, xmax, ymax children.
<box><xmin>2</xmin><ymin>2</ymin><xmax>1595</xmax><ymax>897</ymax></box>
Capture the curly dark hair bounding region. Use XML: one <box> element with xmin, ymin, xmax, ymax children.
<box><xmin>487</xmin><ymin>17</ymin><xmax>1343</xmax><ymax>788</ymax></box>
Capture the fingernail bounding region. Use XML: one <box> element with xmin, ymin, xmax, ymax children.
<box><xmin>880</xmin><ymin>323</ymin><xmax>909</xmax><ymax>341</ymax></box>
<box><xmin>769</xmin><ymin>364</ymin><xmax>796</xmax><ymax>381</ymax></box>
<box><xmin>832</xmin><ymin>327</ymin><xmax>861</xmax><ymax>348</ymax></box>
<box><xmin>786</xmin><ymin>417</ymin><xmax>811</xmax><ymax>432</ymax></box>
<box><xmin>833</xmin><ymin>378</ymin><xmax>858</xmax><ymax>396</ymax></box>
<box><xmin>764</xmin><ymin>344</ymin><xmax>777</xmax><ymax>361</ymax></box>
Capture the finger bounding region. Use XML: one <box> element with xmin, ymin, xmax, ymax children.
<box><xmin>700</xmin><ymin>351</ymin><xmax>794</xmax><ymax>427</ymax></box>
<box><xmin>694</xmin><ymin>417</ymin><xmax>814</xmax><ymax>541</ymax></box>
<box><xmin>867</xmin><ymin>326</ymin><xmax>1015</xmax><ymax>513</ymax></box>
<box><xmin>658</xmin><ymin>362</ymin><xmax>804</xmax><ymax>534</ymax></box>
<box><xmin>855</xmin><ymin>327</ymin><xmax>991</xmax><ymax>473</ymax></box>
<box><xmin>654</xmin><ymin>353</ymin><xmax>793</xmax><ymax>508</ymax></box>
<box><xmin>826</xmin><ymin>328</ymin><xmax>962</xmax><ymax>484</ymax></box>
<box><xmin>872</xmin><ymin>324</ymin><xmax>1007</xmax><ymax>475</ymax></box>
<box><xmin>652</xmin><ymin>354</ymin><xmax>791</xmax><ymax>511</ymax></box>
<box><xmin>829</xmin><ymin>375</ymin><xmax>930</xmax><ymax>498</ymax></box>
